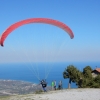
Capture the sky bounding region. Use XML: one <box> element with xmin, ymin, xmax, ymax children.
<box><xmin>0</xmin><ymin>0</ymin><xmax>100</xmax><ymax>63</ymax></box>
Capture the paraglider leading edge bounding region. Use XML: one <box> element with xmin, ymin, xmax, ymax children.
<box><xmin>0</xmin><ymin>18</ymin><xmax>74</xmax><ymax>47</ymax></box>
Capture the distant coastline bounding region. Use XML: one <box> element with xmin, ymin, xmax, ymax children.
<box><xmin>0</xmin><ymin>79</ymin><xmax>51</xmax><ymax>96</ymax></box>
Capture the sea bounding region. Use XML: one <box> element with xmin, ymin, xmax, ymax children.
<box><xmin>0</xmin><ymin>62</ymin><xmax>100</xmax><ymax>89</ymax></box>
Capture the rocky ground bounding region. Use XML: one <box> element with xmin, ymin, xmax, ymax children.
<box><xmin>0</xmin><ymin>88</ymin><xmax>100</xmax><ymax>100</ymax></box>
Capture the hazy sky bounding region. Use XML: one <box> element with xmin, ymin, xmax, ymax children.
<box><xmin>0</xmin><ymin>0</ymin><xmax>100</xmax><ymax>63</ymax></box>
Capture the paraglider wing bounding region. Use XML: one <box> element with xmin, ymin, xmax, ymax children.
<box><xmin>0</xmin><ymin>18</ymin><xmax>74</xmax><ymax>46</ymax></box>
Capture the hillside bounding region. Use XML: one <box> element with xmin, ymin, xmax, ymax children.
<box><xmin>0</xmin><ymin>80</ymin><xmax>51</xmax><ymax>96</ymax></box>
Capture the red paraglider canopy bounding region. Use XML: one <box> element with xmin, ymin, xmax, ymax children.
<box><xmin>0</xmin><ymin>18</ymin><xmax>74</xmax><ymax>46</ymax></box>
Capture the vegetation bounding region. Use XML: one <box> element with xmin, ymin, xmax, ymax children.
<box><xmin>0</xmin><ymin>96</ymin><xmax>11</xmax><ymax>100</ymax></box>
<box><xmin>35</xmin><ymin>90</ymin><xmax>43</xmax><ymax>94</ymax></box>
<box><xmin>63</xmin><ymin>65</ymin><xmax>100</xmax><ymax>88</ymax></box>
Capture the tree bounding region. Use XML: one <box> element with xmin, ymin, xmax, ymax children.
<box><xmin>63</xmin><ymin>65</ymin><xmax>100</xmax><ymax>88</ymax></box>
<box><xmin>63</xmin><ymin>65</ymin><xmax>81</xmax><ymax>88</ymax></box>
<box><xmin>92</xmin><ymin>75</ymin><xmax>100</xmax><ymax>88</ymax></box>
<box><xmin>83</xmin><ymin>66</ymin><xmax>92</xmax><ymax>78</ymax></box>
<box><xmin>82</xmin><ymin>66</ymin><xmax>93</xmax><ymax>87</ymax></box>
